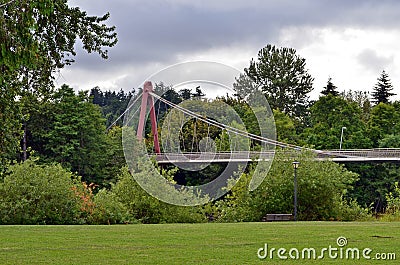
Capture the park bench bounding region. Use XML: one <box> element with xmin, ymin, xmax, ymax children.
<box><xmin>263</xmin><ymin>214</ymin><xmax>293</xmax><ymax>222</ymax></box>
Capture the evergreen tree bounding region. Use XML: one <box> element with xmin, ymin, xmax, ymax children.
<box><xmin>89</xmin><ymin>88</ymin><xmax>134</xmax><ymax>128</ymax></box>
<box><xmin>371</xmin><ymin>70</ymin><xmax>396</xmax><ymax>104</ymax></box>
<box><xmin>321</xmin><ymin>77</ymin><xmax>339</xmax><ymax>96</ymax></box>
<box><xmin>179</xmin><ymin>88</ymin><xmax>192</xmax><ymax>100</ymax></box>
<box><xmin>235</xmin><ymin>44</ymin><xmax>314</xmax><ymax>123</ymax></box>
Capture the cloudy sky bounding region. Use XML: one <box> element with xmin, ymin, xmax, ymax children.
<box><xmin>59</xmin><ymin>0</ymin><xmax>400</xmax><ymax>100</ymax></box>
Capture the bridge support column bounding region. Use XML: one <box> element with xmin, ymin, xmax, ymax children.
<box><xmin>137</xmin><ymin>81</ymin><xmax>161</xmax><ymax>154</ymax></box>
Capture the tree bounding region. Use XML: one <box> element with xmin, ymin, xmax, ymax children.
<box><xmin>341</xmin><ymin>90</ymin><xmax>371</xmax><ymax>122</ymax></box>
<box><xmin>111</xmin><ymin>165</ymin><xmax>206</xmax><ymax>223</ymax></box>
<box><xmin>371</xmin><ymin>70</ymin><xmax>396</xmax><ymax>104</ymax></box>
<box><xmin>235</xmin><ymin>44</ymin><xmax>314</xmax><ymax>122</ymax></box>
<box><xmin>26</xmin><ymin>85</ymin><xmax>110</xmax><ymax>185</ymax></box>
<box><xmin>368</xmin><ymin>103</ymin><xmax>399</xmax><ymax>146</ymax></box>
<box><xmin>321</xmin><ymin>77</ymin><xmax>339</xmax><ymax>96</ymax></box>
<box><xmin>0</xmin><ymin>0</ymin><xmax>117</xmax><ymax>167</ymax></box>
<box><xmin>303</xmin><ymin>94</ymin><xmax>371</xmax><ymax>149</ymax></box>
<box><xmin>179</xmin><ymin>88</ymin><xmax>192</xmax><ymax>100</ymax></box>
<box><xmin>346</xmin><ymin>163</ymin><xmax>400</xmax><ymax>213</ymax></box>
<box><xmin>90</xmin><ymin>88</ymin><xmax>135</xmax><ymax>128</ymax></box>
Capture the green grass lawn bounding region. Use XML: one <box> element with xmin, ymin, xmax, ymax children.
<box><xmin>0</xmin><ymin>222</ymin><xmax>399</xmax><ymax>264</ymax></box>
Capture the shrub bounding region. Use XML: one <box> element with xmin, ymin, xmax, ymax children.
<box><xmin>90</xmin><ymin>188</ymin><xmax>134</xmax><ymax>224</ymax></box>
<box><xmin>0</xmin><ymin>160</ymin><xmax>82</xmax><ymax>224</ymax></box>
<box><xmin>380</xmin><ymin>182</ymin><xmax>400</xmax><ymax>221</ymax></box>
<box><xmin>112</xmin><ymin>167</ymin><xmax>206</xmax><ymax>224</ymax></box>
<box><xmin>217</xmin><ymin>150</ymin><xmax>365</xmax><ymax>221</ymax></box>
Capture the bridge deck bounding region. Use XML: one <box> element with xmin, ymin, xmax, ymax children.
<box><xmin>151</xmin><ymin>149</ymin><xmax>400</xmax><ymax>163</ymax></box>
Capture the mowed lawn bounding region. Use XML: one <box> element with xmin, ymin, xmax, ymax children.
<box><xmin>0</xmin><ymin>222</ymin><xmax>399</xmax><ymax>264</ymax></box>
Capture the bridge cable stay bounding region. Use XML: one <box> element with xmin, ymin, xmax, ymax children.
<box><xmin>104</xmin><ymin>86</ymin><xmax>400</xmax><ymax>161</ymax></box>
<box><xmin>106</xmin><ymin>93</ymin><xmax>142</xmax><ymax>131</ymax></box>
<box><xmin>149</xmin><ymin>92</ymin><xmax>365</xmax><ymax>159</ymax></box>
<box><xmin>191</xmin><ymin>119</ymin><xmax>197</xmax><ymax>152</ymax></box>
<box><xmin>180</xmin><ymin>116</ymin><xmax>185</xmax><ymax>152</ymax></box>
<box><xmin>150</xmin><ymin>92</ymin><xmax>310</xmax><ymax>152</ymax></box>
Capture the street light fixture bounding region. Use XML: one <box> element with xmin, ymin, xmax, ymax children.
<box><xmin>340</xmin><ymin>126</ymin><xmax>347</xmax><ymax>150</ymax></box>
<box><xmin>292</xmin><ymin>161</ymin><xmax>300</xmax><ymax>221</ymax></box>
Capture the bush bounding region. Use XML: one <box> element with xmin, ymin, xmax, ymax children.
<box><xmin>90</xmin><ymin>188</ymin><xmax>134</xmax><ymax>224</ymax></box>
<box><xmin>217</xmin><ymin>150</ymin><xmax>365</xmax><ymax>221</ymax></box>
<box><xmin>336</xmin><ymin>199</ymin><xmax>371</xmax><ymax>221</ymax></box>
<box><xmin>379</xmin><ymin>182</ymin><xmax>400</xmax><ymax>221</ymax></box>
<box><xmin>112</xmin><ymin>167</ymin><xmax>206</xmax><ymax>224</ymax></box>
<box><xmin>0</xmin><ymin>160</ymin><xmax>82</xmax><ymax>224</ymax></box>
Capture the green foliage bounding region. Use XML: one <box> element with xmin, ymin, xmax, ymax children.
<box><xmin>346</xmin><ymin>163</ymin><xmax>400</xmax><ymax>213</ymax></box>
<box><xmin>368</xmin><ymin>103</ymin><xmax>399</xmax><ymax>146</ymax></box>
<box><xmin>304</xmin><ymin>94</ymin><xmax>371</xmax><ymax>149</ymax></box>
<box><xmin>236</xmin><ymin>44</ymin><xmax>314</xmax><ymax>122</ymax></box>
<box><xmin>0</xmin><ymin>93</ymin><xmax>21</xmax><ymax>169</ymax></box>
<box><xmin>1</xmin><ymin>0</ymin><xmax>117</xmax><ymax>75</ymax></box>
<box><xmin>0</xmin><ymin>159</ymin><xmax>134</xmax><ymax>225</ymax></box>
<box><xmin>0</xmin><ymin>0</ymin><xmax>117</xmax><ymax>168</ymax></box>
<box><xmin>321</xmin><ymin>77</ymin><xmax>339</xmax><ymax>96</ymax></box>
<box><xmin>90</xmin><ymin>87</ymin><xmax>135</xmax><ymax>128</ymax></box>
<box><xmin>91</xmin><ymin>188</ymin><xmax>133</xmax><ymax>224</ymax></box>
<box><xmin>103</xmin><ymin>126</ymin><xmax>126</xmax><ymax>185</ymax></box>
<box><xmin>336</xmin><ymin>198</ymin><xmax>372</xmax><ymax>221</ymax></box>
<box><xmin>378</xmin><ymin>182</ymin><xmax>400</xmax><ymax>221</ymax></box>
<box><xmin>217</xmin><ymin>150</ymin><xmax>362</xmax><ymax>221</ymax></box>
<box><xmin>273</xmin><ymin>109</ymin><xmax>297</xmax><ymax>143</ymax></box>
<box><xmin>111</xmin><ymin>166</ymin><xmax>206</xmax><ymax>224</ymax></box>
<box><xmin>0</xmin><ymin>159</ymin><xmax>82</xmax><ymax>224</ymax></box>
<box><xmin>371</xmin><ymin>70</ymin><xmax>396</xmax><ymax>104</ymax></box>
<box><xmin>385</xmin><ymin>182</ymin><xmax>400</xmax><ymax>215</ymax></box>
<box><xmin>25</xmin><ymin>85</ymin><xmax>110</xmax><ymax>185</ymax></box>
<box><xmin>379</xmin><ymin>134</ymin><xmax>400</xmax><ymax>148</ymax></box>
<box><xmin>341</xmin><ymin>90</ymin><xmax>371</xmax><ymax>122</ymax></box>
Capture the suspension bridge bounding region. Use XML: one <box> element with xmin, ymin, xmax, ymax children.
<box><xmin>119</xmin><ymin>81</ymin><xmax>400</xmax><ymax>164</ymax></box>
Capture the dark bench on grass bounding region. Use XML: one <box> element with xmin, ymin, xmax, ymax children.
<box><xmin>263</xmin><ymin>214</ymin><xmax>293</xmax><ymax>222</ymax></box>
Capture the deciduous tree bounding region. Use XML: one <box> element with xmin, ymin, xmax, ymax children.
<box><xmin>0</xmin><ymin>0</ymin><xmax>117</xmax><ymax>166</ymax></box>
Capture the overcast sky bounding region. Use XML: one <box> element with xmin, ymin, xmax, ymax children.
<box><xmin>59</xmin><ymin>0</ymin><xmax>400</xmax><ymax>100</ymax></box>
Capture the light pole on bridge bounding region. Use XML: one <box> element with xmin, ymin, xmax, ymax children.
<box><xmin>340</xmin><ymin>126</ymin><xmax>347</xmax><ymax>150</ymax></box>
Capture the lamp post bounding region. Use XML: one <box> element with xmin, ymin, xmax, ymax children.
<box><xmin>292</xmin><ymin>161</ymin><xmax>300</xmax><ymax>221</ymax></box>
<box><xmin>340</xmin><ymin>126</ymin><xmax>347</xmax><ymax>150</ymax></box>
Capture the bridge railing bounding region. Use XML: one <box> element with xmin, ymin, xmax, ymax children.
<box><xmin>325</xmin><ymin>148</ymin><xmax>400</xmax><ymax>158</ymax></box>
<box><xmin>150</xmin><ymin>149</ymin><xmax>400</xmax><ymax>161</ymax></box>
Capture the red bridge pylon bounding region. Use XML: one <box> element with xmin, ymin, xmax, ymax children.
<box><xmin>137</xmin><ymin>81</ymin><xmax>161</xmax><ymax>154</ymax></box>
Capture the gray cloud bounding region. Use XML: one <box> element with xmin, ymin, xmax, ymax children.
<box><xmin>73</xmin><ymin>0</ymin><xmax>400</xmax><ymax>63</ymax></box>
<box><xmin>357</xmin><ymin>49</ymin><xmax>394</xmax><ymax>73</ymax></box>
<box><xmin>65</xmin><ymin>0</ymin><xmax>400</xmax><ymax>92</ymax></box>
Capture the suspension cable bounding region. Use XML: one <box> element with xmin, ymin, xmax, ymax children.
<box><xmin>150</xmin><ymin>92</ymin><xmax>306</xmax><ymax>151</ymax></box>
<box><xmin>106</xmin><ymin>93</ymin><xmax>142</xmax><ymax>131</ymax></box>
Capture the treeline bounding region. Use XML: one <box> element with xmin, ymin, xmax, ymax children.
<box><xmin>1</xmin><ymin>0</ymin><xmax>400</xmax><ymax>223</ymax></box>
<box><xmin>1</xmin><ymin>65</ymin><xmax>399</xmax><ymax>223</ymax></box>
